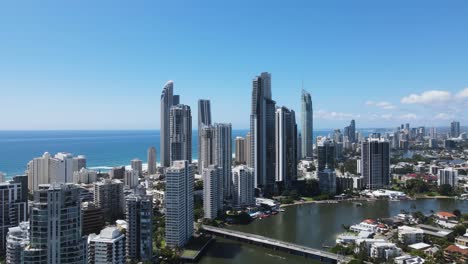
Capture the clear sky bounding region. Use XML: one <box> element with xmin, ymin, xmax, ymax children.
<box><xmin>1</xmin><ymin>0</ymin><xmax>467</xmax><ymax>130</ymax></box>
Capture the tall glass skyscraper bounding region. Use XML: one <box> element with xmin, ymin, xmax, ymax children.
<box><xmin>301</xmin><ymin>89</ymin><xmax>313</xmax><ymax>159</ymax></box>
<box><xmin>169</xmin><ymin>104</ymin><xmax>192</xmax><ymax>163</ymax></box>
<box><xmin>198</xmin><ymin>99</ymin><xmax>212</xmax><ymax>172</ymax></box>
<box><xmin>160</xmin><ymin>81</ymin><xmax>174</xmax><ymax>168</ymax></box>
<box><xmin>250</xmin><ymin>72</ymin><xmax>276</xmax><ymax>195</ymax></box>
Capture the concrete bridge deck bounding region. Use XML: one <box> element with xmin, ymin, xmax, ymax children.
<box><xmin>201</xmin><ymin>225</ymin><xmax>352</xmax><ymax>263</ymax></box>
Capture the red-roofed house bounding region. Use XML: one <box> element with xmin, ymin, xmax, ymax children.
<box><xmin>437</xmin><ymin>212</ymin><xmax>457</xmax><ymax>220</ymax></box>
<box><xmin>444</xmin><ymin>245</ymin><xmax>468</xmax><ymax>263</ymax></box>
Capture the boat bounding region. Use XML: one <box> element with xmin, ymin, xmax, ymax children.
<box><xmin>278</xmin><ymin>208</ymin><xmax>285</xmax><ymax>212</ymax></box>
<box><xmin>354</xmin><ymin>202</ymin><xmax>363</xmax><ymax>207</ymax></box>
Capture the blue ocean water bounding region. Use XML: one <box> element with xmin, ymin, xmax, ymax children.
<box><xmin>0</xmin><ymin>129</ymin><xmax>376</xmax><ymax>179</ymax></box>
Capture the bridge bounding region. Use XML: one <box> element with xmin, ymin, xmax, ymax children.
<box><xmin>201</xmin><ymin>225</ymin><xmax>352</xmax><ymax>264</ymax></box>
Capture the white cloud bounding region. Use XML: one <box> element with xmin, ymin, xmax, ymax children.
<box><xmin>381</xmin><ymin>114</ymin><xmax>393</xmax><ymax>119</ymax></box>
<box><xmin>456</xmin><ymin>87</ymin><xmax>468</xmax><ymax>99</ymax></box>
<box><xmin>399</xmin><ymin>113</ymin><xmax>417</xmax><ymax>120</ymax></box>
<box><xmin>365</xmin><ymin>101</ymin><xmax>396</xmax><ymax>109</ymax></box>
<box><xmin>401</xmin><ymin>90</ymin><xmax>452</xmax><ymax>104</ymax></box>
<box><xmin>314</xmin><ymin>110</ymin><xmax>360</xmax><ymax>120</ymax></box>
<box><xmin>434</xmin><ymin>113</ymin><xmax>454</xmax><ymax>120</ymax></box>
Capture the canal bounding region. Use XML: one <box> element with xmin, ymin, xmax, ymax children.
<box><xmin>199</xmin><ymin>199</ymin><xmax>468</xmax><ymax>264</ymax></box>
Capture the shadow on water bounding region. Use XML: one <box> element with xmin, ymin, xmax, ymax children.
<box><xmin>204</xmin><ymin>240</ymin><xmax>242</xmax><ymax>259</ymax></box>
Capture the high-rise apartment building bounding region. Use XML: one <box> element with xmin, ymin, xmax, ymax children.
<box><xmin>131</xmin><ymin>159</ymin><xmax>143</xmax><ymax>176</ymax></box>
<box><xmin>250</xmin><ymin>72</ymin><xmax>276</xmax><ymax>195</ymax></box>
<box><xmin>81</xmin><ymin>202</ymin><xmax>104</xmax><ymax>236</ymax></box>
<box><xmin>88</xmin><ymin>227</ymin><xmax>125</xmax><ymax>264</ymax></box>
<box><xmin>344</xmin><ymin>120</ymin><xmax>356</xmax><ymax>143</ymax></box>
<box><xmin>124</xmin><ymin>169</ymin><xmax>139</xmax><ymax>189</ymax></box>
<box><xmin>125</xmin><ymin>186</ymin><xmax>153</xmax><ymax>262</ymax></box>
<box><xmin>438</xmin><ymin>168</ymin><xmax>458</xmax><ymax>187</ymax></box>
<box><xmin>317</xmin><ymin>138</ymin><xmax>336</xmax><ymax>172</ymax></box>
<box><xmin>24</xmin><ymin>184</ymin><xmax>86</xmax><ymax>264</ymax></box>
<box><xmin>202</xmin><ymin>165</ymin><xmax>222</xmax><ymax>219</ymax></box>
<box><xmin>301</xmin><ymin>89</ymin><xmax>313</xmax><ymax>158</ymax></box>
<box><xmin>165</xmin><ymin>161</ymin><xmax>194</xmax><ymax>247</ymax></box>
<box><xmin>318</xmin><ymin>168</ymin><xmax>336</xmax><ymax>195</ymax></box>
<box><xmin>198</xmin><ymin>99</ymin><xmax>212</xmax><ymax>172</ymax></box>
<box><xmin>94</xmin><ymin>179</ymin><xmax>125</xmax><ymax>223</ymax></box>
<box><xmin>147</xmin><ymin>146</ymin><xmax>157</xmax><ymax>175</ymax></box>
<box><xmin>169</xmin><ymin>104</ymin><xmax>192</xmax><ymax>163</ymax></box>
<box><xmin>232</xmin><ymin>165</ymin><xmax>255</xmax><ymax>208</ymax></box>
<box><xmin>73</xmin><ymin>168</ymin><xmax>97</xmax><ymax>184</ymax></box>
<box><xmin>160</xmin><ymin>80</ymin><xmax>174</xmax><ymax>168</ymax></box>
<box><xmin>0</xmin><ymin>180</ymin><xmax>28</xmax><ymax>255</ymax></box>
<box><xmin>235</xmin><ymin>136</ymin><xmax>246</xmax><ymax>164</ymax></box>
<box><xmin>199</xmin><ymin>126</ymin><xmax>215</xmax><ymax>171</ymax></box>
<box><xmin>214</xmin><ymin>123</ymin><xmax>232</xmax><ymax>199</ymax></box>
<box><xmin>245</xmin><ymin>133</ymin><xmax>252</xmax><ymax>168</ymax></box>
<box><xmin>5</xmin><ymin>222</ymin><xmax>29</xmax><ymax>264</ymax></box>
<box><xmin>275</xmin><ymin>106</ymin><xmax>297</xmax><ymax>188</ymax></box>
<box><xmin>451</xmin><ymin>121</ymin><xmax>461</xmax><ymax>138</ymax></box>
<box><xmin>361</xmin><ymin>138</ymin><xmax>390</xmax><ymax>190</ymax></box>
<box><xmin>27</xmin><ymin>152</ymin><xmax>85</xmax><ymax>191</ymax></box>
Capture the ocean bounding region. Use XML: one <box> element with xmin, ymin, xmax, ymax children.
<box><xmin>0</xmin><ymin>129</ymin><xmax>378</xmax><ymax>179</ymax></box>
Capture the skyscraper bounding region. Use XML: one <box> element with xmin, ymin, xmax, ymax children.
<box><xmin>87</xmin><ymin>227</ymin><xmax>125</xmax><ymax>264</ymax></box>
<box><xmin>125</xmin><ymin>186</ymin><xmax>153</xmax><ymax>262</ymax></box>
<box><xmin>214</xmin><ymin>123</ymin><xmax>232</xmax><ymax>199</ymax></box>
<box><xmin>232</xmin><ymin>165</ymin><xmax>255</xmax><ymax>208</ymax></box>
<box><xmin>198</xmin><ymin>99</ymin><xmax>212</xmax><ymax>172</ymax></box>
<box><xmin>147</xmin><ymin>146</ymin><xmax>157</xmax><ymax>175</ymax></box>
<box><xmin>165</xmin><ymin>161</ymin><xmax>194</xmax><ymax>248</ymax></box>
<box><xmin>301</xmin><ymin>89</ymin><xmax>313</xmax><ymax>159</ymax></box>
<box><xmin>24</xmin><ymin>184</ymin><xmax>86</xmax><ymax>264</ymax></box>
<box><xmin>451</xmin><ymin>121</ymin><xmax>460</xmax><ymax>138</ymax></box>
<box><xmin>169</xmin><ymin>104</ymin><xmax>192</xmax><ymax>163</ymax></box>
<box><xmin>0</xmin><ymin>180</ymin><xmax>28</xmax><ymax>255</ymax></box>
<box><xmin>199</xmin><ymin>126</ymin><xmax>216</xmax><ymax>171</ymax></box>
<box><xmin>361</xmin><ymin>138</ymin><xmax>390</xmax><ymax>190</ymax></box>
<box><xmin>250</xmin><ymin>72</ymin><xmax>276</xmax><ymax>195</ymax></box>
<box><xmin>160</xmin><ymin>80</ymin><xmax>174</xmax><ymax>168</ymax></box>
<box><xmin>202</xmin><ymin>165</ymin><xmax>222</xmax><ymax>219</ymax></box>
<box><xmin>275</xmin><ymin>106</ymin><xmax>297</xmax><ymax>188</ymax></box>
<box><xmin>235</xmin><ymin>136</ymin><xmax>246</xmax><ymax>164</ymax></box>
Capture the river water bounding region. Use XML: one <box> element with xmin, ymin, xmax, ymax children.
<box><xmin>199</xmin><ymin>199</ymin><xmax>468</xmax><ymax>264</ymax></box>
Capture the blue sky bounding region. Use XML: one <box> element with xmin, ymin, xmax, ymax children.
<box><xmin>1</xmin><ymin>0</ymin><xmax>467</xmax><ymax>130</ymax></box>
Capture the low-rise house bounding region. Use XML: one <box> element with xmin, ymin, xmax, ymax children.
<box><xmin>455</xmin><ymin>231</ymin><xmax>468</xmax><ymax>249</ymax></box>
<box><xmin>436</xmin><ymin>211</ymin><xmax>457</xmax><ymax>221</ymax></box>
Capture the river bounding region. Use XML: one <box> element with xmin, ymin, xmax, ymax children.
<box><xmin>199</xmin><ymin>199</ymin><xmax>468</xmax><ymax>264</ymax></box>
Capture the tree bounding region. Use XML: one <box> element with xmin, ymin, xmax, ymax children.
<box><xmin>438</xmin><ymin>184</ymin><xmax>453</xmax><ymax>196</ymax></box>
<box><xmin>453</xmin><ymin>209</ymin><xmax>462</xmax><ymax>219</ymax></box>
